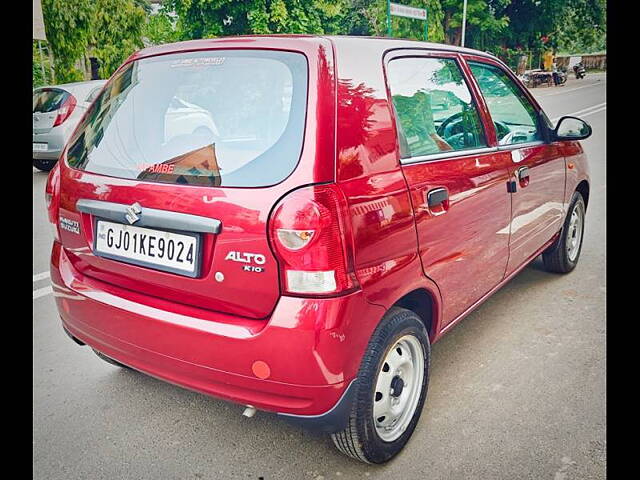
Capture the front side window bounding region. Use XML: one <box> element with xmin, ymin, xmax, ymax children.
<box><xmin>66</xmin><ymin>50</ymin><xmax>308</xmax><ymax>188</ymax></box>
<box><xmin>468</xmin><ymin>62</ymin><xmax>542</xmax><ymax>146</ymax></box>
<box><xmin>387</xmin><ymin>57</ymin><xmax>487</xmax><ymax>160</ymax></box>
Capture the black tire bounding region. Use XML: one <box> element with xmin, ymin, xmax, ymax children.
<box><xmin>33</xmin><ymin>158</ymin><xmax>56</xmax><ymax>172</ymax></box>
<box><xmin>93</xmin><ymin>349</ymin><xmax>131</xmax><ymax>369</ymax></box>
<box><xmin>330</xmin><ymin>307</ymin><xmax>430</xmax><ymax>464</ymax></box>
<box><xmin>542</xmin><ymin>191</ymin><xmax>586</xmax><ymax>273</ymax></box>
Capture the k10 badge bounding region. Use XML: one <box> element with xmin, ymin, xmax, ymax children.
<box><xmin>225</xmin><ymin>251</ymin><xmax>265</xmax><ymax>273</ymax></box>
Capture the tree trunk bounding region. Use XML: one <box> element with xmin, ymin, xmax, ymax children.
<box><xmin>452</xmin><ymin>29</ymin><xmax>461</xmax><ymax>46</ymax></box>
<box><xmin>90</xmin><ymin>58</ymin><xmax>101</xmax><ymax>80</ymax></box>
<box><xmin>47</xmin><ymin>45</ymin><xmax>55</xmax><ymax>84</ymax></box>
<box><xmin>37</xmin><ymin>40</ymin><xmax>47</xmax><ymax>84</ymax></box>
<box><xmin>443</xmin><ymin>11</ymin><xmax>452</xmax><ymax>44</ymax></box>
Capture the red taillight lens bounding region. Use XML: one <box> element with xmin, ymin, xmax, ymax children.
<box><xmin>45</xmin><ymin>161</ymin><xmax>61</xmax><ymax>242</ymax></box>
<box><xmin>269</xmin><ymin>184</ymin><xmax>359</xmax><ymax>296</ymax></box>
<box><xmin>53</xmin><ymin>95</ymin><xmax>77</xmax><ymax>127</ymax></box>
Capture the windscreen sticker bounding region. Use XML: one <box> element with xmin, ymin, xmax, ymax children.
<box><xmin>170</xmin><ymin>57</ymin><xmax>225</xmax><ymax>68</ymax></box>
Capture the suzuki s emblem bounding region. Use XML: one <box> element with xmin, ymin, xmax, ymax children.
<box><xmin>125</xmin><ymin>202</ymin><xmax>142</xmax><ymax>224</ymax></box>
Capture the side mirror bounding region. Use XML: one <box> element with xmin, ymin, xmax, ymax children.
<box><xmin>554</xmin><ymin>116</ymin><xmax>592</xmax><ymax>141</ymax></box>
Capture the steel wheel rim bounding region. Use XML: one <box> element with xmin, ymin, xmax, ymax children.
<box><xmin>566</xmin><ymin>202</ymin><xmax>584</xmax><ymax>262</ymax></box>
<box><xmin>373</xmin><ymin>335</ymin><xmax>424</xmax><ymax>442</ymax></box>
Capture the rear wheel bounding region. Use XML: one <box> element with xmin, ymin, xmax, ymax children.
<box><xmin>33</xmin><ymin>158</ymin><xmax>56</xmax><ymax>172</ymax></box>
<box><xmin>542</xmin><ymin>191</ymin><xmax>586</xmax><ymax>273</ymax></box>
<box><xmin>93</xmin><ymin>349</ymin><xmax>131</xmax><ymax>369</ymax></box>
<box><xmin>330</xmin><ymin>307</ymin><xmax>430</xmax><ymax>464</ymax></box>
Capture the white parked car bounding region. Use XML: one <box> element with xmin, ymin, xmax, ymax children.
<box><xmin>165</xmin><ymin>96</ymin><xmax>220</xmax><ymax>142</ymax></box>
<box><xmin>33</xmin><ymin>80</ymin><xmax>107</xmax><ymax>171</ymax></box>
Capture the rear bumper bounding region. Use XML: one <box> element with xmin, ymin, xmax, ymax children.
<box><xmin>33</xmin><ymin>150</ymin><xmax>61</xmax><ymax>160</ymax></box>
<box><xmin>51</xmin><ymin>242</ymin><xmax>381</xmax><ymax>429</ymax></box>
<box><xmin>33</xmin><ymin>132</ymin><xmax>65</xmax><ymax>160</ymax></box>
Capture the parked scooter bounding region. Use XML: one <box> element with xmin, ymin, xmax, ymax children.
<box><xmin>553</xmin><ymin>67</ymin><xmax>567</xmax><ymax>86</ymax></box>
<box><xmin>573</xmin><ymin>62</ymin><xmax>586</xmax><ymax>79</ymax></box>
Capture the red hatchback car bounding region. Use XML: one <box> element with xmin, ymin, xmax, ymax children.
<box><xmin>47</xmin><ymin>36</ymin><xmax>591</xmax><ymax>463</ymax></box>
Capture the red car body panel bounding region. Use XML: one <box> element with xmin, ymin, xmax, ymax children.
<box><xmin>49</xmin><ymin>36</ymin><xmax>590</xmax><ymax>426</ymax></box>
<box><xmin>54</xmin><ymin>241</ymin><xmax>386</xmax><ymax>415</ymax></box>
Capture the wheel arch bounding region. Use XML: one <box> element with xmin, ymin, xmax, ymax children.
<box><xmin>576</xmin><ymin>179</ymin><xmax>590</xmax><ymax>208</ymax></box>
<box><xmin>392</xmin><ymin>288</ymin><xmax>440</xmax><ymax>342</ymax></box>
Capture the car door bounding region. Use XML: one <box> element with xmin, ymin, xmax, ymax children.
<box><xmin>385</xmin><ymin>52</ymin><xmax>512</xmax><ymax>327</ymax></box>
<box><xmin>465</xmin><ymin>57</ymin><xmax>566</xmax><ymax>275</ymax></box>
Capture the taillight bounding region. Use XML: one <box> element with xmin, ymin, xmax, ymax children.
<box><xmin>269</xmin><ymin>184</ymin><xmax>359</xmax><ymax>296</ymax></box>
<box><xmin>45</xmin><ymin>161</ymin><xmax>61</xmax><ymax>242</ymax></box>
<box><xmin>53</xmin><ymin>95</ymin><xmax>77</xmax><ymax>127</ymax></box>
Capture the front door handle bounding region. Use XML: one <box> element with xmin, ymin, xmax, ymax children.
<box><xmin>517</xmin><ymin>166</ymin><xmax>530</xmax><ymax>187</ymax></box>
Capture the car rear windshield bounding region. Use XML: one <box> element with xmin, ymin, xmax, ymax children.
<box><xmin>33</xmin><ymin>88</ymin><xmax>70</xmax><ymax>113</ymax></box>
<box><xmin>66</xmin><ymin>50</ymin><xmax>308</xmax><ymax>188</ymax></box>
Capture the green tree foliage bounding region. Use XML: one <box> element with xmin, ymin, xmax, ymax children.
<box><xmin>342</xmin><ymin>0</ymin><xmax>444</xmax><ymax>43</ymax></box>
<box><xmin>38</xmin><ymin>0</ymin><xmax>605</xmax><ymax>87</ymax></box>
<box><xmin>90</xmin><ymin>0</ymin><xmax>147</xmax><ymax>77</ymax></box>
<box><xmin>555</xmin><ymin>0</ymin><xmax>606</xmax><ymax>53</ymax></box>
<box><xmin>143</xmin><ymin>10</ymin><xmax>182</xmax><ymax>45</ymax></box>
<box><xmin>133</xmin><ymin>0</ymin><xmax>152</xmax><ymax>14</ymax></box>
<box><xmin>441</xmin><ymin>0</ymin><xmax>509</xmax><ymax>49</ymax></box>
<box><xmin>499</xmin><ymin>0</ymin><xmax>605</xmax><ymax>52</ymax></box>
<box><xmin>33</xmin><ymin>42</ymin><xmax>46</xmax><ymax>88</ymax></box>
<box><xmin>166</xmin><ymin>0</ymin><xmax>444</xmax><ymax>43</ymax></box>
<box><xmin>41</xmin><ymin>0</ymin><xmax>146</xmax><ymax>82</ymax></box>
<box><xmin>166</xmin><ymin>0</ymin><xmax>344</xmax><ymax>38</ymax></box>
<box><xmin>41</xmin><ymin>0</ymin><xmax>93</xmax><ymax>83</ymax></box>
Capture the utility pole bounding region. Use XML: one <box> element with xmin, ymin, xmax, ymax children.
<box><xmin>461</xmin><ymin>0</ymin><xmax>468</xmax><ymax>47</ymax></box>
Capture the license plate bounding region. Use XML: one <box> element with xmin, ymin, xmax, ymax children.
<box><xmin>33</xmin><ymin>142</ymin><xmax>48</xmax><ymax>152</ymax></box>
<box><xmin>94</xmin><ymin>220</ymin><xmax>201</xmax><ymax>277</ymax></box>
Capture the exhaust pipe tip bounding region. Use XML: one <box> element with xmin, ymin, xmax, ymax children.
<box><xmin>242</xmin><ymin>405</ymin><xmax>257</xmax><ymax>418</ymax></box>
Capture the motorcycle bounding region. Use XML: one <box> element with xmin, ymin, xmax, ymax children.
<box><xmin>553</xmin><ymin>68</ymin><xmax>567</xmax><ymax>86</ymax></box>
<box><xmin>573</xmin><ymin>63</ymin><xmax>586</xmax><ymax>79</ymax></box>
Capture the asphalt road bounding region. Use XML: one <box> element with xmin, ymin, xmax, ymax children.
<box><xmin>33</xmin><ymin>73</ymin><xmax>606</xmax><ymax>480</ymax></box>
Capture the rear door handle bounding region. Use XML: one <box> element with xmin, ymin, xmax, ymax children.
<box><xmin>517</xmin><ymin>166</ymin><xmax>530</xmax><ymax>187</ymax></box>
<box><xmin>427</xmin><ymin>187</ymin><xmax>448</xmax><ymax>207</ymax></box>
<box><xmin>418</xmin><ymin>187</ymin><xmax>449</xmax><ymax>216</ymax></box>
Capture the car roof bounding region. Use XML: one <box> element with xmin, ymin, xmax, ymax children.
<box><xmin>34</xmin><ymin>80</ymin><xmax>108</xmax><ymax>100</ymax></box>
<box><xmin>324</xmin><ymin>35</ymin><xmax>499</xmax><ymax>59</ymax></box>
<box><xmin>129</xmin><ymin>34</ymin><xmax>500</xmax><ymax>64</ymax></box>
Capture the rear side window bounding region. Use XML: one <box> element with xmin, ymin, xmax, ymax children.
<box><xmin>33</xmin><ymin>89</ymin><xmax>70</xmax><ymax>113</ymax></box>
<box><xmin>66</xmin><ymin>50</ymin><xmax>308</xmax><ymax>187</ymax></box>
<box><xmin>468</xmin><ymin>62</ymin><xmax>541</xmax><ymax>145</ymax></box>
<box><xmin>387</xmin><ymin>57</ymin><xmax>487</xmax><ymax>160</ymax></box>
